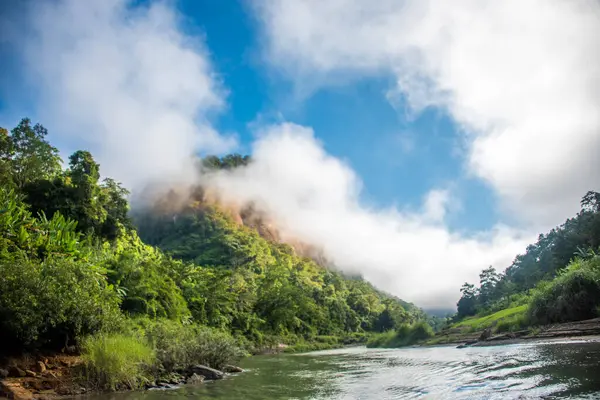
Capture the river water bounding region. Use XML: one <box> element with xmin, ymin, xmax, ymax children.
<box><xmin>94</xmin><ymin>338</ymin><xmax>600</xmax><ymax>399</ymax></box>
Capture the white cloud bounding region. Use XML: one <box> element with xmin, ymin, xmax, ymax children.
<box><xmin>252</xmin><ymin>0</ymin><xmax>600</xmax><ymax>227</ymax></box>
<box><xmin>21</xmin><ymin>0</ymin><xmax>236</xmax><ymax>189</ymax></box>
<box><xmin>8</xmin><ymin>0</ymin><xmax>579</xmax><ymax>308</ymax></box>
<box><xmin>208</xmin><ymin>123</ymin><xmax>532</xmax><ymax>308</ymax></box>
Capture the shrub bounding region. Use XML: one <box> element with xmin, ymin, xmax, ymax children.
<box><xmin>80</xmin><ymin>334</ymin><xmax>155</xmax><ymax>391</ymax></box>
<box><xmin>366</xmin><ymin>321</ymin><xmax>434</xmax><ymax>348</ymax></box>
<box><xmin>124</xmin><ymin>318</ymin><xmax>244</xmax><ymax>372</ymax></box>
<box><xmin>527</xmin><ymin>257</ymin><xmax>600</xmax><ymax>325</ymax></box>
<box><xmin>0</xmin><ymin>256</ymin><xmax>122</xmax><ymax>351</ymax></box>
<box><xmin>195</xmin><ymin>326</ymin><xmax>245</xmax><ymax>369</ymax></box>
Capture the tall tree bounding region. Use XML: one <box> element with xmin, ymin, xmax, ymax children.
<box><xmin>5</xmin><ymin>118</ymin><xmax>61</xmax><ymax>188</ymax></box>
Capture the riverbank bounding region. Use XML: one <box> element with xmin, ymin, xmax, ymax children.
<box><xmin>0</xmin><ymin>353</ymin><xmax>244</xmax><ymax>400</ymax></box>
<box><xmin>426</xmin><ymin>317</ymin><xmax>600</xmax><ymax>347</ymax></box>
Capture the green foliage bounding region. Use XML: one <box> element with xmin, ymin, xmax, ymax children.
<box><xmin>453</xmin><ymin>305</ymin><xmax>527</xmax><ymax>331</ymax></box>
<box><xmin>494</xmin><ymin>312</ymin><xmax>528</xmax><ymax>333</ymax></box>
<box><xmin>0</xmin><ymin>118</ymin><xmax>61</xmax><ymax>189</ymax></box>
<box><xmin>527</xmin><ymin>257</ymin><xmax>600</xmax><ymax>324</ymax></box>
<box><xmin>0</xmin><ymin>255</ymin><xmax>122</xmax><ymax>350</ymax></box>
<box><xmin>455</xmin><ymin>190</ymin><xmax>600</xmax><ymax>323</ymax></box>
<box><xmin>80</xmin><ymin>334</ymin><xmax>155</xmax><ymax>391</ymax></box>
<box><xmin>366</xmin><ymin>322</ymin><xmax>434</xmax><ymax>348</ymax></box>
<box><xmin>136</xmin><ymin>202</ymin><xmax>428</xmax><ymax>341</ymax></box>
<box><xmin>125</xmin><ymin>318</ymin><xmax>244</xmax><ymax>372</ymax></box>
<box><xmin>103</xmin><ymin>241</ymin><xmax>189</xmax><ymax>320</ymax></box>
<box><xmin>0</xmin><ymin>117</ymin><xmax>432</xmax><ymax>366</ymax></box>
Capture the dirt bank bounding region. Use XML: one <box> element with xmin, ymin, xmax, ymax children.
<box><xmin>0</xmin><ymin>354</ymin><xmax>243</xmax><ymax>400</ymax></box>
<box><xmin>0</xmin><ymin>354</ymin><xmax>84</xmax><ymax>399</ymax></box>
<box><xmin>430</xmin><ymin>317</ymin><xmax>600</xmax><ymax>348</ymax></box>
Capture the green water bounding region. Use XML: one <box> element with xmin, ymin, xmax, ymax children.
<box><xmin>92</xmin><ymin>339</ymin><xmax>600</xmax><ymax>399</ymax></box>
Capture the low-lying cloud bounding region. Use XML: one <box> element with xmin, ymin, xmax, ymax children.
<box><xmin>7</xmin><ymin>0</ymin><xmax>595</xmax><ymax>307</ymax></box>
<box><xmin>205</xmin><ymin>123</ymin><xmax>531</xmax><ymax>307</ymax></box>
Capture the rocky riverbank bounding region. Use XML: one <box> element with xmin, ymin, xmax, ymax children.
<box><xmin>0</xmin><ymin>354</ymin><xmax>244</xmax><ymax>400</ymax></box>
<box><xmin>430</xmin><ymin>317</ymin><xmax>600</xmax><ymax>348</ymax></box>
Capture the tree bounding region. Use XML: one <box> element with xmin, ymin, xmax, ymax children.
<box><xmin>478</xmin><ymin>266</ymin><xmax>499</xmax><ymax>307</ymax></box>
<box><xmin>99</xmin><ymin>178</ymin><xmax>131</xmax><ymax>240</ymax></box>
<box><xmin>581</xmin><ymin>191</ymin><xmax>600</xmax><ymax>213</ymax></box>
<box><xmin>456</xmin><ymin>283</ymin><xmax>478</xmax><ymax>317</ymax></box>
<box><xmin>1</xmin><ymin>118</ymin><xmax>61</xmax><ymax>188</ymax></box>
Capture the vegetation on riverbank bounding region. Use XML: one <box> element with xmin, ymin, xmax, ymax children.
<box><xmin>366</xmin><ymin>322</ymin><xmax>434</xmax><ymax>348</ymax></box>
<box><xmin>0</xmin><ymin>118</ymin><xmax>435</xmax><ymax>395</ymax></box>
<box><xmin>435</xmin><ymin>192</ymin><xmax>600</xmax><ymax>345</ymax></box>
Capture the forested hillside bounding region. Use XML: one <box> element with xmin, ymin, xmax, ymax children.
<box><xmin>452</xmin><ymin>190</ymin><xmax>600</xmax><ymax>331</ymax></box>
<box><xmin>0</xmin><ymin>118</ymin><xmax>427</xmax><ymax>374</ymax></box>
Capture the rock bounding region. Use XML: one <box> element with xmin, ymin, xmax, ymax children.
<box><xmin>25</xmin><ymin>370</ymin><xmax>37</xmax><ymax>378</ymax></box>
<box><xmin>0</xmin><ymin>380</ymin><xmax>34</xmax><ymax>400</ymax></box>
<box><xmin>9</xmin><ymin>367</ymin><xmax>27</xmax><ymax>378</ymax></box>
<box><xmin>479</xmin><ymin>327</ymin><xmax>493</xmax><ymax>341</ymax></box>
<box><xmin>189</xmin><ymin>365</ymin><xmax>224</xmax><ymax>380</ymax></box>
<box><xmin>223</xmin><ymin>365</ymin><xmax>244</xmax><ymax>373</ymax></box>
<box><xmin>0</xmin><ymin>368</ymin><xmax>9</xmax><ymax>379</ymax></box>
<box><xmin>64</xmin><ymin>345</ymin><xmax>77</xmax><ymax>354</ymax></box>
<box><xmin>42</xmin><ymin>371</ymin><xmax>58</xmax><ymax>379</ymax></box>
<box><xmin>186</xmin><ymin>373</ymin><xmax>205</xmax><ymax>385</ymax></box>
<box><xmin>35</xmin><ymin>362</ymin><xmax>46</xmax><ymax>374</ymax></box>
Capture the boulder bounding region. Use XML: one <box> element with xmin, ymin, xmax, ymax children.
<box><xmin>189</xmin><ymin>365</ymin><xmax>224</xmax><ymax>380</ymax></box>
<box><xmin>223</xmin><ymin>365</ymin><xmax>244</xmax><ymax>373</ymax></box>
<box><xmin>0</xmin><ymin>368</ymin><xmax>9</xmax><ymax>379</ymax></box>
<box><xmin>186</xmin><ymin>373</ymin><xmax>205</xmax><ymax>385</ymax></box>
<box><xmin>35</xmin><ymin>361</ymin><xmax>46</xmax><ymax>374</ymax></box>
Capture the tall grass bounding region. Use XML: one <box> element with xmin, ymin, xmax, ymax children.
<box><xmin>366</xmin><ymin>322</ymin><xmax>434</xmax><ymax>348</ymax></box>
<box><xmin>80</xmin><ymin>334</ymin><xmax>155</xmax><ymax>391</ymax></box>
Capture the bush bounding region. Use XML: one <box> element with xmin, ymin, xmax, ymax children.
<box><xmin>195</xmin><ymin>326</ymin><xmax>245</xmax><ymax>369</ymax></box>
<box><xmin>0</xmin><ymin>256</ymin><xmax>122</xmax><ymax>351</ymax></box>
<box><xmin>124</xmin><ymin>318</ymin><xmax>244</xmax><ymax>372</ymax></box>
<box><xmin>527</xmin><ymin>257</ymin><xmax>600</xmax><ymax>325</ymax></box>
<box><xmin>80</xmin><ymin>334</ymin><xmax>155</xmax><ymax>391</ymax></box>
<box><xmin>366</xmin><ymin>322</ymin><xmax>434</xmax><ymax>348</ymax></box>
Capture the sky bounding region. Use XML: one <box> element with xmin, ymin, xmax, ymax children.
<box><xmin>0</xmin><ymin>0</ymin><xmax>599</xmax><ymax>310</ymax></box>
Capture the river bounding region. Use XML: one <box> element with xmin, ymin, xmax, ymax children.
<box><xmin>93</xmin><ymin>338</ymin><xmax>600</xmax><ymax>399</ymax></box>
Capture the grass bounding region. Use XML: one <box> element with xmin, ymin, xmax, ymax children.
<box><xmin>79</xmin><ymin>319</ymin><xmax>246</xmax><ymax>391</ymax></box>
<box><xmin>80</xmin><ymin>334</ymin><xmax>155</xmax><ymax>391</ymax></box>
<box><xmin>452</xmin><ymin>305</ymin><xmax>528</xmax><ymax>331</ymax></box>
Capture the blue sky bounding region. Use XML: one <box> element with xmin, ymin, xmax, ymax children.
<box><xmin>170</xmin><ymin>0</ymin><xmax>499</xmax><ymax>232</ymax></box>
<box><xmin>0</xmin><ymin>0</ymin><xmax>500</xmax><ymax>233</ymax></box>
<box><xmin>1</xmin><ymin>0</ymin><xmax>597</xmax><ymax>307</ymax></box>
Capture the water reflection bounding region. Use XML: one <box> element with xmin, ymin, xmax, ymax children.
<box><xmin>89</xmin><ymin>339</ymin><xmax>600</xmax><ymax>400</ymax></box>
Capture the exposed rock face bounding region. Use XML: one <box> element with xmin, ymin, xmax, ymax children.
<box><xmin>189</xmin><ymin>365</ymin><xmax>224</xmax><ymax>380</ymax></box>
